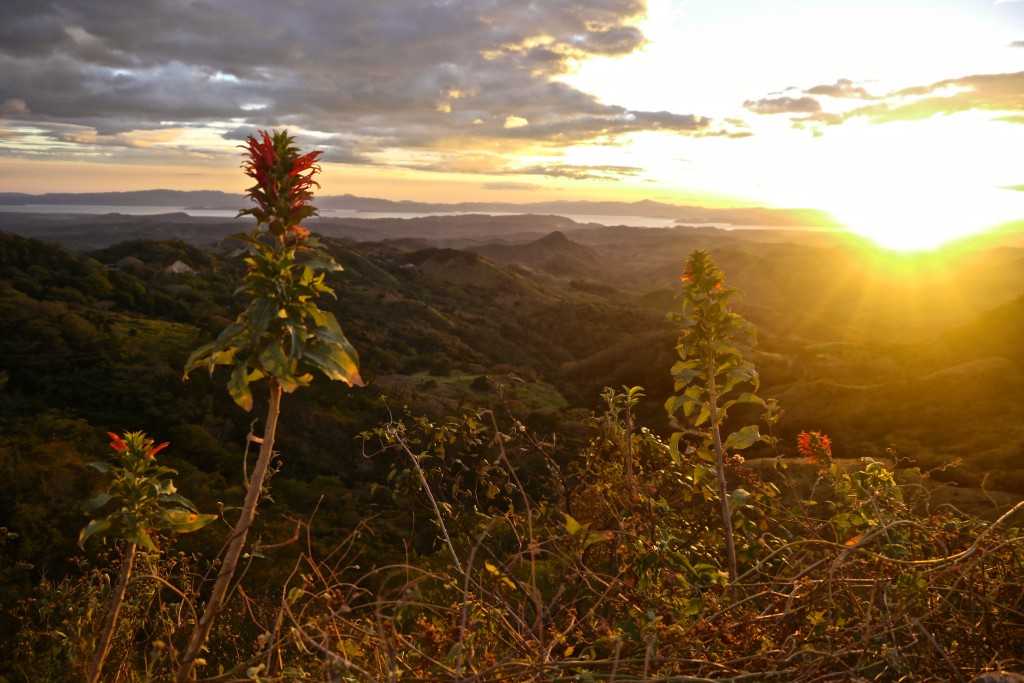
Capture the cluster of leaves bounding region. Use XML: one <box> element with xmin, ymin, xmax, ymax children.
<box><xmin>245</xmin><ymin>389</ymin><xmax>1024</xmax><ymax>682</ymax></box>
<box><xmin>186</xmin><ymin>130</ymin><xmax>362</xmax><ymax>410</ymax></box>
<box><xmin>9</xmin><ymin>390</ymin><xmax>1023</xmax><ymax>681</ymax></box>
<box><xmin>362</xmin><ymin>409</ymin><xmax>518</xmax><ymax>551</ymax></box>
<box><xmin>79</xmin><ymin>431</ymin><xmax>215</xmax><ymax>552</ymax></box>
<box><xmin>666</xmin><ymin>249</ymin><xmax>765</xmax><ymax>582</ymax></box>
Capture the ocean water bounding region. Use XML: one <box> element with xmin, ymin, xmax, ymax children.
<box><xmin>0</xmin><ymin>204</ymin><xmax>686</xmax><ymax>229</ymax></box>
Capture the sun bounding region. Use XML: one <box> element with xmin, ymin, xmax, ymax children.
<box><xmin>823</xmin><ymin>173</ymin><xmax>1024</xmax><ymax>252</ymax></box>
<box><xmin>719</xmin><ymin>116</ymin><xmax>1024</xmax><ymax>253</ymax></box>
<box><xmin>831</xmin><ymin>202</ymin><xmax>1006</xmax><ymax>252</ymax></box>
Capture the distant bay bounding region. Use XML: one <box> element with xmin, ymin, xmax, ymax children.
<box><xmin>0</xmin><ymin>203</ymin><xmax>687</xmax><ymax>229</ymax></box>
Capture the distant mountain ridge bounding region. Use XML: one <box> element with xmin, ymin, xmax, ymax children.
<box><xmin>0</xmin><ymin>190</ymin><xmax>841</xmax><ymax>227</ymax></box>
<box><xmin>471</xmin><ymin>230</ymin><xmax>610</xmax><ymax>279</ymax></box>
<box><xmin>0</xmin><ymin>189</ymin><xmax>242</xmax><ymax>209</ymax></box>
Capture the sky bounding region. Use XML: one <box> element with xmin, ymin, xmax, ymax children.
<box><xmin>1</xmin><ymin>0</ymin><xmax>1022</xmax><ymax>249</ymax></box>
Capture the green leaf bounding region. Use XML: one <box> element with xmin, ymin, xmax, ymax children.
<box><xmin>82</xmin><ymin>492</ymin><xmax>113</xmax><ymax>514</ymax></box>
<box><xmin>183</xmin><ymin>342</ymin><xmax>216</xmax><ymax>377</ymax></box>
<box><xmin>257</xmin><ymin>343</ymin><xmax>295</xmax><ymax>385</ymax></box>
<box><xmin>246</xmin><ymin>297</ymin><xmax>279</xmax><ymax>342</ymax></box>
<box><xmin>664</xmin><ymin>395</ymin><xmax>686</xmax><ymax>418</ymax></box>
<box><xmin>583</xmin><ymin>530</ymin><xmax>614</xmax><ymax>548</ymax></box>
<box><xmin>78</xmin><ymin>517</ymin><xmax>113</xmax><ymax>548</ymax></box>
<box><xmin>670</xmin><ymin>360</ymin><xmax>702</xmax><ymax>389</ymax></box>
<box><xmin>209</xmin><ymin>347</ymin><xmax>238</xmax><ymax>367</ymax></box>
<box><xmin>129</xmin><ymin>523</ymin><xmax>159</xmax><ymax>552</ymax></box>
<box><xmin>228</xmin><ymin>363</ymin><xmax>254</xmax><ymax>411</ymax></box>
<box><xmin>563</xmin><ymin>513</ymin><xmax>585</xmax><ymax>537</ymax></box>
<box><xmin>695</xmin><ymin>447</ymin><xmax>716</xmax><ymax>464</ymax></box>
<box><xmin>87</xmin><ymin>461</ymin><xmax>111</xmax><ymax>474</ymax></box>
<box><xmin>309</xmin><ymin>307</ymin><xmax>343</xmax><ymax>335</ymax></box>
<box><xmin>156</xmin><ymin>510</ymin><xmax>218</xmax><ymax>534</ymax></box>
<box><xmin>669</xmin><ymin>432</ymin><xmax>684</xmax><ymax>465</ymax></box>
<box><xmin>158</xmin><ymin>493</ymin><xmax>197</xmax><ymax>511</ymax></box>
<box><xmin>722</xmin><ymin>392</ymin><xmax>765</xmax><ymax>411</ymax></box>
<box><xmin>728</xmin><ymin>488</ymin><xmax>751</xmax><ymax>510</ymax></box>
<box><xmin>283</xmin><ymin>311</ymin><xmax>308</xmax><ymax>360</ymax></box>
<box><xmin>668</xmin><ymin>385</ymin><xmax>704</xmax><ymax>418</ymax></box>
<box><xmin>302</xmin><ymin>340</ymin><xmax>364</xmax><ymax>387</ymax></box>
<box><xmin>710</xmin><ymin>341</ymin><xmax>743</xmax><ymax>358</ymax></box>
<box><xmin>724</xmin><ymin>425</ymin><xmax>761</xmax><ymax>451</ymax></box>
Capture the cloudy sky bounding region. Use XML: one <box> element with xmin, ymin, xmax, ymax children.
<box><xmin>1</xmin><ymin>0</ymin><xmax>1022</xmax><ymax>247</ymax></box>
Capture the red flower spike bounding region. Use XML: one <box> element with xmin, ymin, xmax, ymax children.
<box><xmin>108</xmin><ymin>432</ymin><xmax>127</xmax><ymax>453</ymax></box>
<box><xmin>149</xmin><ymin>442</ymin><xmax>170</xmax><ymax>458</ymax></box>
<box><xmin>239</xmin><ymin>130</ymin><xmax>323</xmax><ymax>240</ymax></box>
<box><xmin>797</xmin><ymin>431</ymin><xmax>832</xmax><ymax>466</ymax></box>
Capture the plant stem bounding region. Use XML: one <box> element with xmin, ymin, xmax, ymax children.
<box><xmin>625</xmin><ymin>398</ymin><xmax>635</xmax><ymax>500</ymax></box>
<box><xmin>707</xmin><ymin>356</ymin><xmax>738</xmax><ymax>584</ymax></box>
<box><xmin>176</xmin><ymin>380</ymin><xmax>283</xmax><ymax>682</ymax></box>
<box><xmin>396</xmin><ymin>435</ymin><xmax>464</xmax><ymax>575</ymax></box>
<box><xmin>86</xmin><ymin>540</ymin><xmax>137</xmax><ymax>683</ymax></box>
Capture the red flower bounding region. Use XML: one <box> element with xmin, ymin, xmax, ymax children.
<box><xmin>108</xmin><ymin>432</ymin><xmax>127</xmax><ymax>453</ymax></box>
<box><xmin>797</xmin><ymin>431</ymin><xmax>832</xmax><ymax>466</ymax></box>
<box><xmin>148</xmin><ymin>441</ymin><xmax>170</xmax><ymax>458</ymax></box>
<box><xmin>239</xmin><ymin>130</ymin><xmax>322</xmax><ymax>240</ymax></box>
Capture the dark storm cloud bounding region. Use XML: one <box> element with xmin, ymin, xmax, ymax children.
<box><xmin>743</xmin><ymin>96</ymin><xmax>822</xmax><ymax>115</ymax></box>
<box><xmin>0</xmin><ymin>0</ymin><xmax>711</xmax><ymax>164</ymax></box>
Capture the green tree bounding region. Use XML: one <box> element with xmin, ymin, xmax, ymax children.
<box><xmin>665</xmin><ymin>250</ymin><xmax>763</xmax><ymax>584</ymax></box>
<box><xmin>179</xmin><ymin>130</ymin><xmax>363</xmax><ymax>680</ymax></box>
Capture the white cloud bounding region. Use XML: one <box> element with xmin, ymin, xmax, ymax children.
<box><xmin>0</xmin><ymin>98</ymin><xmax>30</xmax><ymax>117</ymax></box>
<box><xmin>503</xmin><ymin>115</ymin><xmax>529</xmax><ymax>129</ymax></box>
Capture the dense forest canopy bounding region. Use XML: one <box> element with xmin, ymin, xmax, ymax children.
<box><xmin>1</xmin><ymin>207</ymin><xmax>1023</xmax><ymax>680</ymax></box>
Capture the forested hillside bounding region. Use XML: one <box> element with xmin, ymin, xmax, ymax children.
<box><xmin>1</xmin><ymin>213</ymin><xmax>1023</xmax><ymax>681</ymax></box>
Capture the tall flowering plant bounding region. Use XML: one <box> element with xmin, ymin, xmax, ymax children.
<box><xmin>80</xmin><ymin>431</ymin><xmax>215</xmax><ymax>683</ymax></box>
<box><xmin>186</xmin><ymin>130</ymin><xmax>363</xmax><ymax>410</ymax></box>
<box><xmin>178</xmin><ymin>130</ymin><xmax>362</xmax><ymax>681</ymax></box>
<box><xmin>665</xmin><ymin>250</ymin><xmax>764</xmax><ymax>585</ymax></box>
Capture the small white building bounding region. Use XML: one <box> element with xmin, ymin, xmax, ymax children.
<box><xmin>165</xmin><ymin>260</ymin><xmax>195</xmax><ymax>275</ymax></box>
